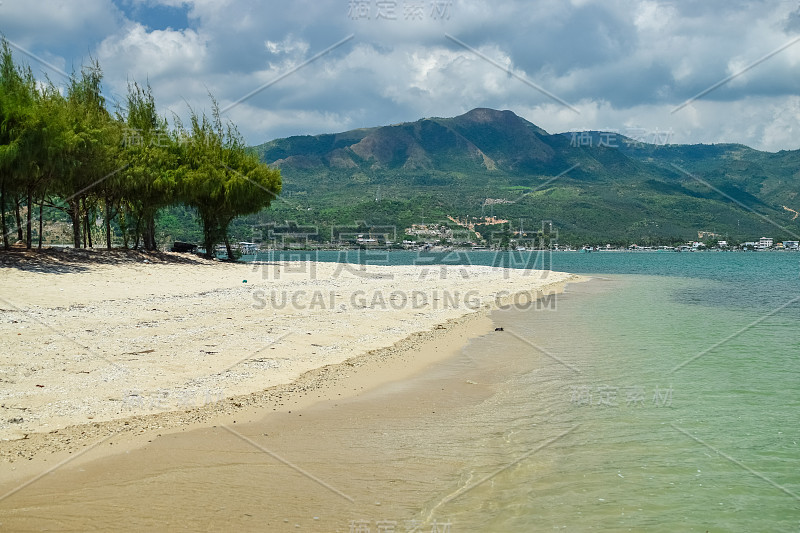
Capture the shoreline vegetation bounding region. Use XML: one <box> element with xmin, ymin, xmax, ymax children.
<box><xmin>0</xmin><ymin>39</ymin><xmax>281</xmax><ymax>259</ymax></box>
<box><xmin>0</xmin><ymin>252</ymin><xmax>583</xmax><ymax>473</ymax></box>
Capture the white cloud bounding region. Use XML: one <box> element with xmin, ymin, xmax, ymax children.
<box><xmin>4</xmin><ymin>0</ymin><xmax>799</xmax><ymax>150</ymax></box>
<box><xmin>633</xmin><ymin>0</ymin><xmax>677</xmax><ymax>32</ymax></box>
<box><xmin>264</xmin><ymin>36</ymin><xmax>309</xmax><ymax>56</ymax></box>
<box><xmin>97</xmin><ymin>23</ymin><xmax>207</xmax><ymax>78</ymax></box>
<box><xmin>517</xmin><ymin>95</ymin><xmax>800</xmax><ymax>152</ymax></box>
<box><xmin>0</xmin><ymin>0</ymin><xmax>122</xmax><ymax>49</ymax></box>
<box><xmin>225</xmin><ymin>105</ymin><xmax>356</xmax><ymax>141</ymax></box>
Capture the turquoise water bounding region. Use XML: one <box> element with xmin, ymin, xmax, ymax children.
<box><xmin>251</xmin><ymin>249</ymin><xmax>800</xmax><ymax>315</ymax></box>
<box><xmin>248</xmin><ymin>251</ymin><xmax>800</xmax><ymax>530</ymax></box>
<box><xmin>432</xmin><ymin>275</ymin><xmax>800</xmax><ymax>531</ymax></box>
<box><xmin>250</xmin><ymin>248</ymin><xmax>798</xmax><ymax>281</ymax></box>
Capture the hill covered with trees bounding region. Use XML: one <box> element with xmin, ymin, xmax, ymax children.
<box><xmin>252</xmin><ymin>108</ymin><xmax>800</xmax><ymax>246</ymax></box>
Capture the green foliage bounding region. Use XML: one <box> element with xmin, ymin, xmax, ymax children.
<box><xmin>0</xmin><ymin>39</ymin><xmax>34</xmax><ymax>247</ymax></box>
<box><xmin>176</xmin><ymin>96</ymin><xmax>281</xmax><ymax>257</ymax></box>
<box><xmin>0</xmin><ymin>38</ymin><xmax>282</xmax><ymax>253</ymax></box>
<box><xmin>250</xmin><ymin>109</ymin><xmax>800</xmax><ymax>246</ymax></box>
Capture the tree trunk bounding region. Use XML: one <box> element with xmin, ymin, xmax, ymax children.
<box><xmin>14</xmin><ymin>196</ymin><xmax>23</xmax><ymax>243</ymax></box>
<box><xmin>26</xmin><ymin>191</ymin><xmax>32</xmax><ymax>249</ymax></box>
<box><xmin>68</xmin><ymin>199</ymin><xmax>82</xmax><ymax>248</ymax></box>
<box><xmin>119</xmin><ymin>207</ymin><xmax>129</xmax><ymax>249</ymax></box>
<box><xmin>202</xmin><ymin>215</ymin><xmax>214</xmax><ymax>259</ymax></box>
<box><xmin>105</xmin><ymin>198</ymin><xmax>112</xmax><ymax>250</ymax></box>
<box><xmin>143</xmin><ymin>212</ymin><xmax>156</xmax><ymax>251</ymax></box>
<box><xmin>204</xmin><ymin>231</ymin><xmax>214</xmax><ymax>259</ymax></box>
<box><xmin>83</xmin><ymin>198</ymin><xmax>93</xmax><ymax>248</ymax></box>
<box><xmin>224</xmin><ymin>234</ymin><xmax>234</xmax><ymax>262</ymax></box>
<box><xmin>1</xmin><ymin>178</ymin><xmax>8</xmax><ymax>250</ymax></box>
<box><xmin>38</xmin><ymin>195</ymin><xmax>44</xmax><ymax>249</ymax></box>
<box><xmin>133</xmin><ymin>212</ymin><xmax>141</xmax><ymax>249</ymax></box>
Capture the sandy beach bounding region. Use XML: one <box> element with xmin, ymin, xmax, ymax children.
<box><xmin>0</xmin><ymin>249</ymin><xmax>581</xmax><ymax>466</ymax></box>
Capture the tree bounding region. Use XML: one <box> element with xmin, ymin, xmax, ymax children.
<box><xmin>0</xmin><ymin>47</ymin><xmax>282</xmax><ymax>255</ymax></box>
<box><xmin>17</xmin><ymin>78</ymin><xmax>76</xmax><ymax>249</ymax></box>
<box><xmin>117</xmin><ymin>81</ymin><xmax>176</xmax><ymax>250</ymax></box>
<box><xmin>53</xmin><ymin>60</ymin><xmax>120</xmax><ymax>248</ymax></box>
<box><xmin>0</xmin><ymin>39</ymin><xmax>30</xmax><ymax>249</ymax></box>
<box><xmin>0</xmin><ymin>68</ymin><xmax>16</xmax><ymax>249</ymax></box>
<box><xmin>179</xmin><ymin>98</ymin><xmax>281</xmax><ymax>259</ymax></box>
<box><xmin>217</xmin><ymin>146</ymin><xmax>282</xmax><ymax>258</ymax></box>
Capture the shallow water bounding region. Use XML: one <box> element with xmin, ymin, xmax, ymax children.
<box><xmin>2</xmin><ymin>253</ymin><xmax>798</xmax><ymax>531</ymax></box>
<box><xmin>429</xmin><ymin>275</ymin><xmax>800</xmax><ymax>531</ymax></box>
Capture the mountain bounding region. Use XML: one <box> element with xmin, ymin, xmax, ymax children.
<box><xmin>247</xmin><ymin>108</ymin><xmax>800</xmax><ymax>245</ymax></box>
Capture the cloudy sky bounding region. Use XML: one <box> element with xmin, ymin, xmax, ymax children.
<box><xmin>2</xmin><ymin>0</ymin><xmax>799</xmax><ymax>150</ymax></box>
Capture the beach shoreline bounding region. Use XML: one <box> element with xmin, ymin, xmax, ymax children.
<box><xmin>0</xmin><ymin>251</ymin><xmax>584</xmax><ymax>469</ymax></box>
<box><xmin>0</xmin><ymin>282</ymin><xmax>587</xmax><ymax>532</ymax></box>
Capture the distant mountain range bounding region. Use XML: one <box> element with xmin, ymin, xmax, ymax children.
<box><xmin>249</xmin><ymin>108</ymin><xmax>800</xmax><ymax>245</ymax></box>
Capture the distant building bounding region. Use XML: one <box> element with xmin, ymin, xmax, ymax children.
<box><xmin>356</xmin><ymin>236</ymin><xmax>378</xmax><ymax>245</ymax></box>
<box><xmin>405</xmin><ymin>224</ymin><xmax>453</xmax><ymax>240</ymax></box>
<box><xmin>237</xmin><ymin>242</ymin><xmax>259</xmax><ymax>255</ymax></box>
<box><xmin>717</xmin><ymin>241</ymin><xmax>728</xmax><ymax>248</ymax></box>
<box><xmin>759</xmin><ymin>237</ymin><xmax>773</xmax><ymax>249</ymax></box>
<box><xmin>783</xmin><ymin>241</ymin><xmax>799</xmax><ymax>250</ymax></box>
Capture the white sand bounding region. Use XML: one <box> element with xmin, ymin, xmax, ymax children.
<box><xmin>0</xmin><ymin>254</ymin><xmax>577</xmax><ymax>443</ymax></box>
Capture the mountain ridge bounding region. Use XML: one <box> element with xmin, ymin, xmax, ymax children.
<box><xmin>249</xmin><ymin>108</ymin><xmax>800</xmax><ymax>245</ymax></box>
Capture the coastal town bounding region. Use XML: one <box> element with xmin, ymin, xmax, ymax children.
<box><xmin>193</xmin><ymin>215</ymin><xmax>800</xmax><ymax>256</ymax></box>
<box><xmin>219</xmin><ymin>229</ymin><xmax>799</xmax><ymax>256</ymax></box>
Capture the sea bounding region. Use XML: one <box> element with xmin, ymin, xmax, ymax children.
<box><xmin>248</xmin><ymin>250</ymin><xmax>800</xmax><ymax>532</ymax></box>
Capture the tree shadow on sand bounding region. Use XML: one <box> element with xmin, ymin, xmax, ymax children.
<box><xmin>0</xmin><ymin>247</ymin><xmax>217</xmax><ymax>274</ymax></box>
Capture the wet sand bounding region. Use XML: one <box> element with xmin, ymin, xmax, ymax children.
<box><xmin>1</xmin><ymin>250</ymin><xmax>583</xmax><ymax>530</ymax></box>
<box><xmin>0</xmin><ymin>308</ymin><xmax>516</xmax><ymax>532</ymax></box>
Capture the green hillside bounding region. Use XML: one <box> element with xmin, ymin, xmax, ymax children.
<box><xmin>242</xmin><ymin>108</ymin><xmax>799</xmax><ymax>246</ymax></box>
